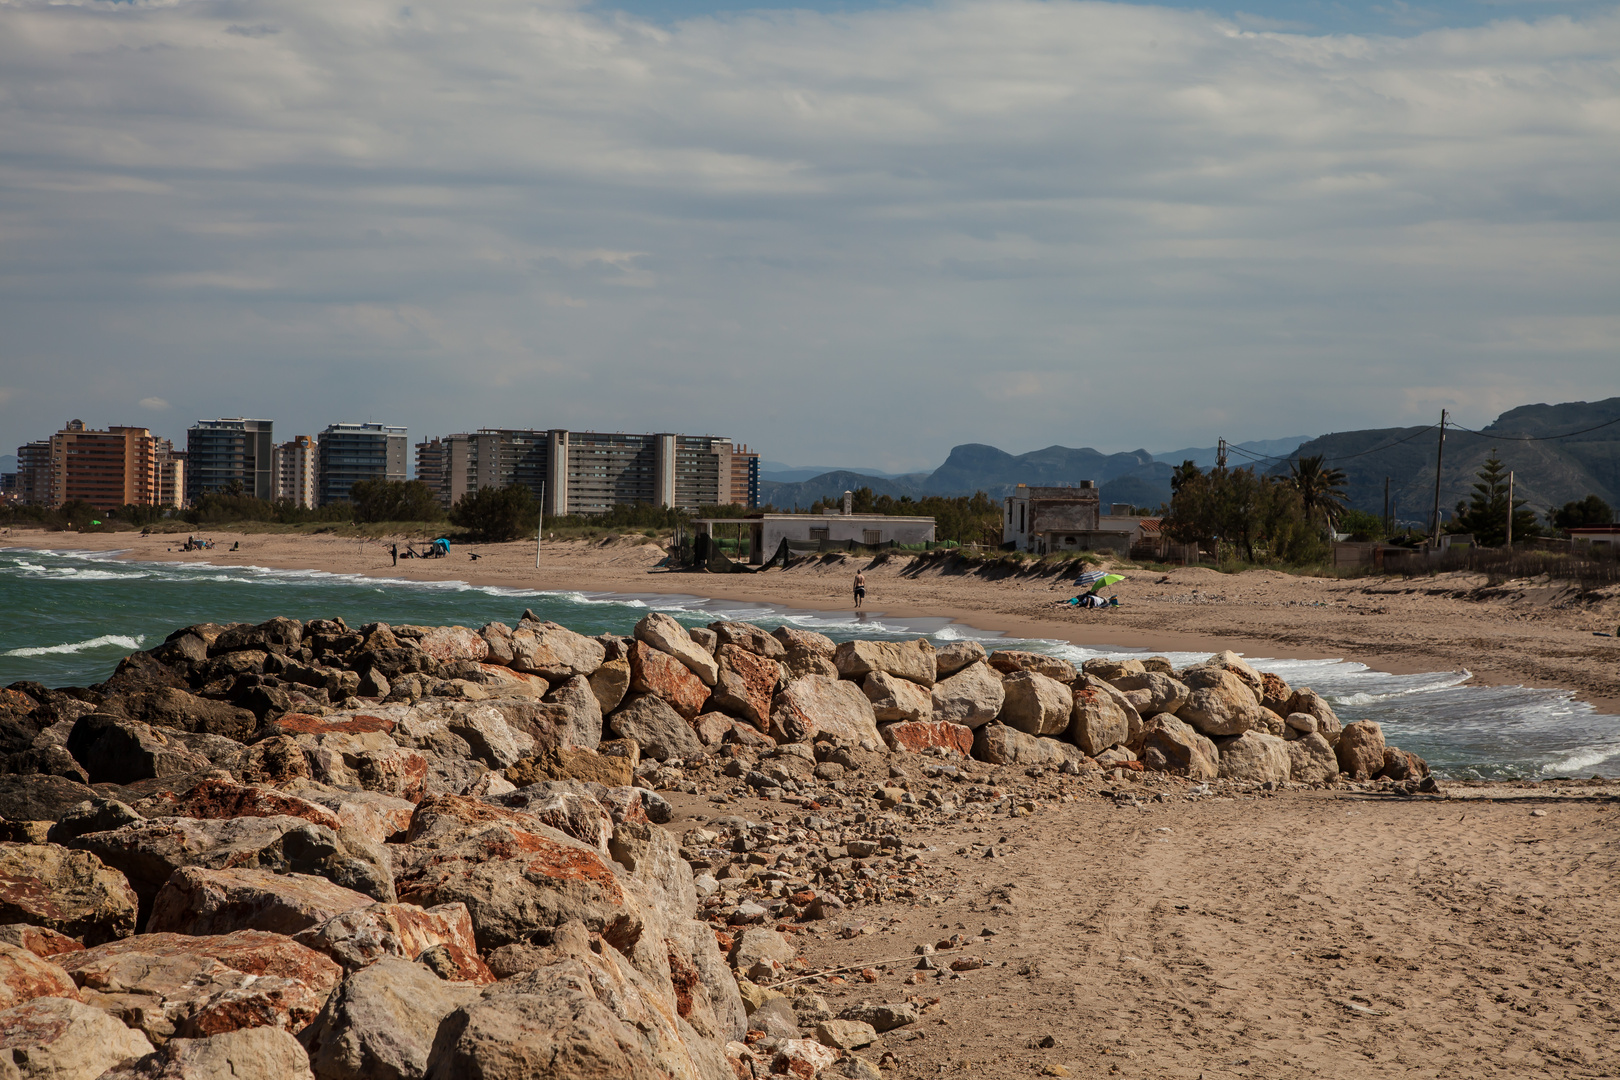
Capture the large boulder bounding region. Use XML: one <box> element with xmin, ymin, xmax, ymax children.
<box><xmin>0</xmin><ymin>941</ymin><xmax>80</xmax><ymax>1010</ymax></box>
<box><xmin>64</xmin><ymin>815</ymin><xmax>395</xmax><ymax>923</ymax></box>
<box><xmin>708</xmin><ymin>646</ymin><xmax>780</xmax><ymax>731</ymax></box>
<box><xmin>147</xmin><ymin>867</ymin><xmax>375</xmax><ymax>937</ymax></box>
<box><xmin>509</xmin><ymin>623</ymin><xmax>606</xmax><ymax>680</ymax></box>
<box><xmin>1068</xmin><ymin>675</ymin><xmax>1131</xmax><ymax>756</ymax></box>
<box><xmin>987</xmin><ymin>651</ymin><xmax>1075</xmax><ymax>683</ymax></box>
<box><xmin>1379</xmin><ymin>746</ymin><xmax>1430</xmax><ymax>781</ymax></box>
<box><xmin>929</xmin><ymin>662</ymin><xmax>1004</xmax><ymax>729</ymax></box>
<box><xmin>584</xmin><ymin>660</ymin><xmax>631</xmax><ymax>719</ymax></box>
<box><xmin>105</xmin><ymin>687</ymin><xmax>258</xmax><ymax>742</ymax></box>
<box><xmin>414</xmin><ymin>626</ymin><xmax>489</xmax><ymax>665</ymax></box>
<box><xmin>131</xmin><ymin>779</ymin><xmax>345</xmax><ymax>833</ymax></box>
<box><xmin>608</xmin><ymin>695</ymin><xmax>704</xmax><ymax>762</ymax></box>
<box><xmin>1284</xmin><ymin>688</ymin><xmax>1343</xmax><ymax>745</ymax></box>
<box><xmin>772</xmin><ymin>628</ymin><xmax>838</xmax><ymax>682</ymax></box>
<box><xmin>996</xmin><ymin>672</ymin><xmax>1072</xmax><ymax>737</ymax></box>
<box><xmin>627</xmin><ymin>641</ymin><xmax>710</xmax><ymax>720</ymax></box>
<box><xmin>281</xmin><ymin>783</ymin><xmax>416</xmax><ymax>849</ymax></box>
<box><xmin>707</xmin><ymin>622</ymin><xmax>785</xmax><ymax>661</ymax></box>
<box><xmin>0</xmin><ymin>775</ymin><xmax>100</xmax><ymax>824</ymax></box>
<box><xmin>633</xmin><ymin>613</ymin><xmax>719</xmax><ymax>687</ymax></box>
<box><xmin>833</xmin><ymin>639</ymin><xmax>936</xmax><ymax>688</ymax></box>
<box><xmin>57</xmin><ymin>930</ymin><xmax>341</xmax><ymax>1043</ymax></box>
<box><xmin>1336</xmin><ymin>721</ymin><xmax>1386</xmax><ymax>779</ymax></box>
<box><xmin>0</xmin><ymin>926</ymin><xmax>83</xmax><ymax>962</ymax></box>
<box><xmin>0</xmin><ymin>843</ymin><xmax>138</xmax><ymax>945</ymax></box>
<box><xmin>1259</xmin><ymin>671</ymin><xmax>1293</xmax><ymax>715</ymax></box>
<box><xmin>65</xmin><ymin>714</ymin><xmax>210</xmax><ymax>785</ymax></box>
<box><xmin>768</xmin><ymin>677</ymin><xmax>882</xmax><ymax>751</ymax></box>
<box><xmin>1193</xmin><ymin>651</ymin><xmax>1263</xmax><ymax>694</ymax></box>
<box><xmin>1214</xmin><ymin>731</ymin><xmax>1292</xmax><ymax>784</ymax></box>
<box><xmin>295</xmin><ymin>902</ymin><xmax>491</xmax><ymax>981</ymax></box>
<box><xmin>1138</xmin><ymin>715</ymin><xmax>1219</xmax><ymax>780</ymax></box>
<box><xmin>1081</xmin><ymin>657</ymin><xmax>1146</xmax><ymax>683</ymax></box>
<box><xmin>423</xmin><ymin>922</ymin><xmax>726</xmax><ymax>1080</ymax></box>
<box><xmin>301</xmin><ymin>956</ymin><xmax>482</xmax><ymax>1080</ymax></box>
<box><xmin>441</xmin><ymin>704</ymin><xmax>535</xmax><ymax>769</ymax></box>
<box><xmin>1178</xmin><ymin>669</ymin><xmax>1264</xmax><ymax>737</ymax></box>
<box><xmin>1112</xmin><ymin>672</ymin><xmax>1189</xmax><ymax>717</ymax></box>
<box><xmin>392</xmin><ymin>796</ymin><xmax>642</xmax><ymax>953</ymax></box>
<box><xmin>506</xmin><ymin>746</ymin><xmax>634</xmax><ymax>789</ymax></box>
<box><xmin>101</xmin><ymin>1025</ymin><xmax>315</xmax><ymax>1080</ymax></box>
<box><xmin>879</xmin><ymin>721</ymin><xmax>973</xmax><ymax>757</ymax></box>
<box><xmin>543</xmin><ymin>675</ymin><xmax>605</xmax><ymax>750</ymax></box>
<box><xmin>971</xmin><ymin>723</ymin><xmax>1078</xmax><ymax>767</ymax></box>
<box><xmin>861</xmin><ymin>671</ymin><xmax>932</xmax><ymax>723</ymax></box>
<box><xmin>0</xmin><ymin>996</ymin><xmax>154</xmax><ymax>1078</ymax></box>
<box><xmin>932</xmin><ymin>640</ymin><xmax>987</xmax><ymax>679</ymax></box>
<box><xmin>1287</xmin><ymin>732</ymin><xmax>1340</xmax><ymax>785</ymax></box>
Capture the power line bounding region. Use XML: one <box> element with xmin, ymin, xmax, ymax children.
<box><xmin>1446</xmin><ymin>414</ymin><xmax>1620</xmax><ymax>442</ymax></box>
<box><xmin>1224</xmin><ymin>422</ymin><xmax>1441</xmax><ymax>467</ymax></box>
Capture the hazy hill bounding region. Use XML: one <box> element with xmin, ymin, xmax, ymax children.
<box><xmin>1153</xmin><ymin>436</ymin><xmax>1314</xmax><ymax>470</ymax></box>
<box><xmin>758</xmin><ymin>443</ymin><xmax>1178</xmax><ymax>510</ymax></box>
<box><xmin>1279</xmin><ymin>397</ymin><xmax>1620</xmax><ymax>521</ymax></box>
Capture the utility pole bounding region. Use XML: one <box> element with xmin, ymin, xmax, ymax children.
<box><xmin>1383</xmin><ymin>477</ymin><xmax>1390</xmax><ymax>537</ymax></box>
<box><xmin>1506</xmin><ymin>471</ymin><xmax>1514</xmax><ymax>550</ymax></box>
<box><xmin>1429</xmin><ymin>409</ymin><xmax>1447</xmax><ymax>548</ymax></box>
<box><xmin>1217</xmin><ymin>439</ymin><xmax>1227</xmax><ymax>470</ymax></box>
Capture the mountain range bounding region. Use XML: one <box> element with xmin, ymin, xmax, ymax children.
<box><xmin>1279</xmin><ymin>398</ymin><xmax>1620</xmax><ymax>523</ymax></box>
<box><xmin>758</xmin><ymin>437</ymin><xmax>1312</xmax><ymax>510</ymax></box>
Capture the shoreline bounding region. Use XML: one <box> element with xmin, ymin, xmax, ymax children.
<box><xmin>6</xmin><ymin>528</ymin><xmax>1617</xmax><ymax>717</ymax></box>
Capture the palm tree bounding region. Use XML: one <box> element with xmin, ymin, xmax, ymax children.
<box><xmin>1288</xmin><ymin>455</ymin><xmax>1349</xmax><ymax>531</ymax></box>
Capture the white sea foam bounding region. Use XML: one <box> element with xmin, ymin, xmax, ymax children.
<box><xmin>4</xmin><ymin>633</ymin><xmax>145</xmax><ymax>657</ymax></box>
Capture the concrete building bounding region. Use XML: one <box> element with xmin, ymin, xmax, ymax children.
<box><xmin>1569</xmin><ymin>525</ymin><xmax>1620</xmax><ymax>550</ymax></box>
<box><xmin>157</xmin><ymin>452</ymin><xmax>186</xmax><ymax>511</ymax></box>
<box><xmin>272</xmin><ymin>436</ymin><xmax>318</xmax><ymax>508</ymax></box>
<box><xmin>187</xmin><ymin>418</ymin><xmax>274</xmax><ymax>503</ymax></box>
<box><xmin>1003</xmin><ymin>482</ymin><xmax>1138</xmax><ymax>555</ymax></box>
<box><xmin>317</xmin><ymin>422</ymin><xmax>407</xmax><ymax>506</ymax></box>
<box><xmin>13</xmin><ymin>441</ymin><xmax>51</xmax><ymax>507</ymax></box>
<box><xmin>415</xmin><ymin>429</ymin><xmax>758</xmax><ymax>513</ymax></box>
<box><xmin>693</xmin><ymin>498</ymin><xmax>934</xmax><ymax>565</ymax></box>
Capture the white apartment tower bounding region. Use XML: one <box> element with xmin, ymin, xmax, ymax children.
<box><xmin>272</xmin><ymin>435</ymin><xmax>317</xmax><ymax>508</ymax></box>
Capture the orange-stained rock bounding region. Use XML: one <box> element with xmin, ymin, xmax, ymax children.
<box><xmin>0</xmin><ymin>997</ymin><xmax>154</xmax><ymax>1077</ymax></box>
<box><xmin>236</xmin><ymin>734</ymin><xmax>313</xmax><ymax>788</ymax></box>
<box><xmin>296</xmin><ymin>901</ymin><xmax>494</xmax><ymax>983</ymax></box>
<box><xmin>627</xmin><ymin>640</ymin><xmax>710</xmax><ymax>720</ymax></box>
<box><xmin>394</xmin><ymin>808</ymin><xmax>642</xmax><ymax>955</ymax></box>
<box><xmin>415</xmin><ymin>625</ymin><xmax>490</xmax><ymax>664</ymax></box>
<box><xmin>0</xmin><ymin>941</ymin><xmax>80</xmax><ymax>1009</ymax></box>
<box><xmin>258</xmin><ymin>712</ymin><xmax>396</xmax><ymax>739</ymax></box>
<box><xmin>57</xmin><ymin>930</ymin><xmax>341</xmax><ymax>1042</ymax></box>
<box><xmin>132</xmin><ymin>778</ymin><xmax>345</xmax><ymax>832</ymax></box>
<box><xmin>0</xmin><ymin>843</ymin><xmax>139</xmax><ymax>945</ymax></box>
<box><xmin>708</xmin><ymin>645</ymin><xmax>779</xmax><ymax>731</ymax></box>
<box><xmin>0</xmin><ymin>924</ymin><xmax>83</xmax><ymax>961</ymax></box>
<box><xmin>147</xmin><ymin>867</ymin><xmax>375</xmax><ymax>937</ymax></box>
<box><xmin>352</xmin><ymin>746</ymin><xmax>429</xmax><ymax>803</ymax></box>
<box><xmin>879</xmin><ymin>720</ymin><xmax>973</xmax><ymax>756</ymax></box>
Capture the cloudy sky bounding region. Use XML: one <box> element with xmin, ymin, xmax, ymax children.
<box><xmin>1</xmin><ymin>0</ymin><xmax>1616</xmax><ymax>472</ymax></box>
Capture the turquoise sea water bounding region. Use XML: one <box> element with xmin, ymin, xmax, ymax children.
<box><xmin>3</xmin><ymin>547</ymin><xmax>1617</xmax><ymax>781</ymax></box>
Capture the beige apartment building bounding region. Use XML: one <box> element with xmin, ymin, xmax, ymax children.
<box><xmin>15</xmin><ymin>420</ymin><xmax>182</xmax><ymax>511</ymax></box>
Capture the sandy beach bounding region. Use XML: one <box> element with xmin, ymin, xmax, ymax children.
<box><xmin>11</xmin><ymin>527</ymin><xmax>1619</xmax><ymax>715</ymax></box>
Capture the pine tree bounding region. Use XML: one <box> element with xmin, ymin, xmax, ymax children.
<box><xmin>1450</xmin><ymin>451</ymin><xmax>1539</xmax><ymax>547</ymax></box>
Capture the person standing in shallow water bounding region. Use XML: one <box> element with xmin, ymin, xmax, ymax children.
<box><xmin>853</xmin><ymin>570</ymin><xmax>866</xmax><ymax>609</ymax></box>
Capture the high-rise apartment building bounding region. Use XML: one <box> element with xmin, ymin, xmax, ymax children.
<box><xmin>12</xmin><ymin>420</ymin><xmax>178</xmax><ymax>511</ymax></box>
<box><xmin>272</xmin><ymin>436</ymin><xmax>317</xmax><ymax>508</ymax></box>
<box><xmin>13</xmin><ymin>441</ymin><xmax>51</xmax><ymax>507</ymax></box>
<box><xmin>186</xmin><ymin>418</ymin><xmax>274</xmax><ymax>503</ymax></box>
<box><xmin>414</xmin><ymin>429</ymin><xmax>758</xmax><ymax>513</ymax></box>
<box><xmin>316</xmin><ymin>423</ymin><xmax>407</xmax><ymax>506</ymax></box>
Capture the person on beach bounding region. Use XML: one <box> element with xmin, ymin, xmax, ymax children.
<box><xmin>390</xmin><ymin>543</ymin><xmax>398</xmax><ymax>567</ymax></box>
<box><xmin>853</xmin><ymin>570</ymin><xmax>866</xmax><ymax>609</ymax></box>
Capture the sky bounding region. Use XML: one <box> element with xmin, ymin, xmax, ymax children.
<box><xmin>0</xmin><ymin>0</ymin><xmax>1616</xmax><ymax>474</ymax></box>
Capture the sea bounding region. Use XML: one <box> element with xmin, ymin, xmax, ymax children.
<box><xmin>3</xmin><ymin>547</ymin><xmax>1617</xmax><ymax>781</ymax></box>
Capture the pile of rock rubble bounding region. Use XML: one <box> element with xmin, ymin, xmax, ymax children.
<box><xmin>0</xmin><ymin>611</ymin><xmax>1433</xmax><ymax>1079</ymax></box>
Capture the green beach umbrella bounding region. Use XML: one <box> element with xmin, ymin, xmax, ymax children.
<box><xmin>1087</xmin><ymin>573</ymin><xmax>1124</xmax><ymax>593</ymax></box>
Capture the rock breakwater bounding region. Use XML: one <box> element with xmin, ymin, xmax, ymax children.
<box><xmin>0</xmin><ymin>611</ymin><xmax>1440</xmax><ymax>1079</ymax></box>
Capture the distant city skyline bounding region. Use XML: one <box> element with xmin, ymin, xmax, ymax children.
<box><xmin>2</xmin><ymin>0</ymin><xmax>1616</xmax><ymax>474</ymax></box>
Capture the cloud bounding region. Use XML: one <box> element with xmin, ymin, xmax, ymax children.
<box><xmin>139</xmin><ymin>397</ymin><xmax>170</xmax><ymax>411</ymax></box>
<box><xmin>0</xmin><ymin>1</ymin><xmax>1617</xmax><ymax>466</ymax></box>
